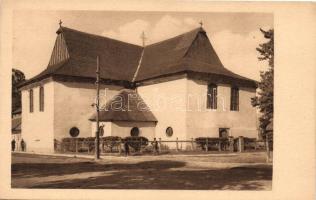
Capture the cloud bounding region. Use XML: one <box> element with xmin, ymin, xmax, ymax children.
<box><xmin>102</xmin><ymin>19</ymin><xmax>150</xmax><ymax>44</ymax></box>
<box><xmin>211</xmin><ymin>29</ymin><xmax>270</xmax><ymax>80</ymax></box>
<box><xmin>150</xmin><ymin>15</ymin><xmax>198</xmax><ymax>43</ymax></box>
<box><xmin>102</xmin><ymin>15</ymin><xmax>198</xmax><ymax>45</ymax></box>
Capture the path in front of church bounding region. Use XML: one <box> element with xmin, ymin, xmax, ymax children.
<box><xmin>11</xmin><ymin>152</ymin><xmax>272</xmax><ymax>190</ymax></box>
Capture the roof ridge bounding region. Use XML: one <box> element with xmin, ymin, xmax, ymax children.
<box><xmin>59</xmin><ymin>26</ymin><xmax>204</xmax><ymax>49</ymax></box>
<box><xmin>132</xmin><ymin>49</ymin><xmax>145</xmax><ymax>82</ymax></box>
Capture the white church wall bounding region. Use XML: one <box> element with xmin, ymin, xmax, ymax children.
<box><xmin>91</xmin><ymin>121</ymin><xmax>156</xmax><ymax>139</ymax></box>
<box><xmin>53</xmin><ymin>81</ymin><xmax>123</xmax><ymax>141</ymax></box>
<box><xmin>21</xmin><ymin>81</ymin><xmax>55</xmax><ymax>153</ymax></box>
<box><xmin>137</xmin><ymin>78</ymin><xmax>188</xmax><ymax>148</ymax></box>
<box><xmin>111</xmin><ymin>121</ymin><xmax>156</xmax><ymax>139</ymax></box>
<box><xmin>186</xmin><ymin>79</ymin><xmax>258</xmax><ymax>139</ymax></box>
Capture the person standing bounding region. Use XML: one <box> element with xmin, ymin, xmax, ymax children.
<box><xmin>152</xmin><ymin>138</ymin><xmax>159</xmax><ymax>155</ymax></box>
<box><xmin>21</xmin><ymin>139</ymin><xmax>26</xmax><ymax>152</ymax></box>
<box><xmin>124</xmin><ymin>140</ymin><xmax>130</xmax><ymax>156</ymax></box>
<box><xmin>11</xmin><ymin>139</ymin><xmax>16</xmax><ymax>151</ymax></box>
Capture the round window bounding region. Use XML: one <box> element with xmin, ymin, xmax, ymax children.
<box><xmin>166</xmin><ymin>127</ymin><xmax>173</xmax><ymax>137</ymax></box>
<box><xmin>130</xmin><ymin>127</ymin><xmax>140</xmax><ymax>137</ymax></box>
<box><xmin>69</xmin><ymin>127</ymin><xmax>80</xmax><ymax>137</ymax></box>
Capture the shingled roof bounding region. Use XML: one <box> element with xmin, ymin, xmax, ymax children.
<box><xmin>20</xmin><ymin>27</ymin><xmax>143</xmax><ymax>87</ymax></box>
<box><xmin>136</xmin><ymin>27</ymin><xmax>254</xmax><ymax>82</ymax></box>
<box><xmin>20</xmin><ymin>26</ymin><xmax>256</xmax><ymax>88</ymax></box>
<box><xmin>89</xmin><ymin>89</ymin><xmax>157</xmax><ymax>122</ymax></box>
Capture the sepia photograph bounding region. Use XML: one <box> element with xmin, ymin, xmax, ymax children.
<box><xmin>11</xmin><ymin>10</ymin><xmax>274</xmax><ymax>190</ymax></box>
<box><xmin>1</xmin><ymin>1</ymin><xmax>315</xmax><ymax>200</ymax></box>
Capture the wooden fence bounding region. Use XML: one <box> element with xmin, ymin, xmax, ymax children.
<box><xmin>54</xmin><ymin>136</ymin><xmax>266</xmax><ymax>155</ymax></box>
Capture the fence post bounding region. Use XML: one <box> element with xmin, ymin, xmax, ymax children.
<box><xmin>75</xmin><ymin>139</ymin><xmax>78</xmax><ymax>157</ymax></box>
<box><xmin>140</xmin><ymin>138</ymin><xmax>143</xmax><ymax>153</ymax></box>
<box><xmin>218</xmin><ymin>140</ymin><xmax>222</xmax><ymax>152</ymax></box>
<box><xmin>118</xmin><ymin>140</ymin><xmax>122</xmax><ymax>155</ymax></box>
<box><xmin>88</xmin><ymin>141</ymin><xmax>90</xmax><ymax>154</ymax></box>
<box><xmin>191</xmin><ymin>138</ymin><xmax>194</xmax><ymax>151</ymax></box>
<box><xmin>176</xmin><ymin>137</ymin><xmax>179</xmax><ymax>152</ymax></box>
<box><xmin>238</xmin><ymin>136</ymin><xmax>244</xmax><ymax>152</ymax></box>
<box><xmin>159</xmin><ymin>138</ymin><xmax>162</xmax><ymax>153</ymax></box>
<box><xmin>229</xmin><ymin>137</ymin><xmax>234</xmax><ymax>152</ymax></box>
<box><xmin>205</xmin><ymin>138</ymin><xmax>208</xmax><ymax>152</ymax></box>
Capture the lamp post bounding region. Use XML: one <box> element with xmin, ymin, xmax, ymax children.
<box><xmin>95</xmin><ymin>56</ymin><xmax>100</xmax><ymax>160</ymax></box>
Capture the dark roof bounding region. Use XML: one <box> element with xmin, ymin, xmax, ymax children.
<box><xmin>20</xmin><ymin>26</ymin><xmax>256</xmax><ymax>88</ymax></box>
<box><xmin>136</xmin><ymin>28</ymin><xmax>254</xmax><ymax>82</ymax></box>
<box><xmin>20</xmin><ymin>27</ymin><xmax>143</xmax><ymax>87</ymax></box>
<box><xmin>12</xmin><ymin>117</ymin><xmax>21</xmax><ymax>134</ymax></box>
<box><xmin>89</xmin><ymin>89</ymin><xmax>157</xmax><ymax>122</ymax></box>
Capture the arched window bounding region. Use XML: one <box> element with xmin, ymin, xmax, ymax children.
<box><xmin>130</xmin><ymin>127</ymin><xmax>140</xmax><ymax>137</ymax></box>
<box><xmin>230</xmin><ymin>87</ymin><xmax>239</xmax><ymax>111</ymax></box>
<box><xmin>39</xmin><ymin>86</ymin><xmax>44</xmax><ymax>112</ymax></box>
<box><xmin>29</xmin><ymin>89</ymin><xmax>33</xmax><ymax>113</ymax></box>
<box><xmin>166</xmin><ymin>127</ymin><xmax>173</xmax><ymax>137</ymax></box>
<box><xmin>207</xmin><ymin>84</ymin><xmax>217</xmax><ymax>109</ymax></box>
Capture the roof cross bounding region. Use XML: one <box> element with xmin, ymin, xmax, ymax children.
<box><xmin>59</xmin><ymin>19</ymin><xmax>63</xmax><ymax>27</ymax></box>
<box><xmin>140</xmin><ymin>31</ymin><xmax>147</xmax><ymax>47</ymax></box>
<box><xmin>199</xmin><ymin>20</ymin><xmax>203</xmax><ymax>28</ymax></box>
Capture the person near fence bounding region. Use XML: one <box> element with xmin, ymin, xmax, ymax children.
<box><xmin>152</xmin><ymin>138</ymin><xmax>159</xmax><ymax>155</ymax></box>
<box><xmin>124</xmin><ymin>140</ymin><xmax>130</xmax><ymax>156</ymax></box>
<box><xmin>11</xmin><ymin>139</ymin><xmax>16</xmax><ymax>151</ymax></box>
<box><xmin>21</xmin><ymin>139</ymin><xmax>26</xmax><ymax>152</ymax></box>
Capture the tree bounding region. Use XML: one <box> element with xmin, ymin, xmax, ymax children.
<box><xmin>12</xmin><ymin>68</ymin><xmax>25</xmax><ymax>113</ymax></box>
<box><xmin>251</xmin><ymin>29</ymin><xmax>274</xmax><ymax>162</ymax></box>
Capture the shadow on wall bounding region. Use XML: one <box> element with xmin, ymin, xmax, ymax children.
<box><xmin>12</xmin><ymin>158</ymin><xmax>272</xmax><ymax>190</ymax></box>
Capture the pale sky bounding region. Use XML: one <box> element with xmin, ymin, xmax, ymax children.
<box><xmin>13</xmin><ymin>11</ymin><xmax>273</xmax><ymax>81</ymax></box>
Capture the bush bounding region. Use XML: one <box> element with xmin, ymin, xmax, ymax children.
<box><xmin>101</xmin><ymin>136</ymin><xmax>122</xmax><ymax>152</ymax></box>
<box><xmin>123</xmin><ymin>136</ymin><xmax>149</xmax><ymax>152</ymax></box>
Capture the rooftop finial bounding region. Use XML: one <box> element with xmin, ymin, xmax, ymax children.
<box><xmin>199</xmin><ymin>20</ymin><xmax>203</xmax><ymax>28</ymax></box>
<box><xmin>59</xmin><ymin>19</ymin><xmax>63</xmax><ymax>27</ymax></box>
<box><xmin>140</xmin><ymin>31</ymin><xmax>147</xmax><ymax>47</ymax></box>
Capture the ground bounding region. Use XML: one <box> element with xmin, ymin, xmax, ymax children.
<box><xmin>11</xmin><ymin>152</ymin><xmax>272</xmax><ymax>190</ymax></box>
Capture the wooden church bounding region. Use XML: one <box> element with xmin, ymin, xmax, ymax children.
<box><xmin>19</xmin><ymin>24</ymin><xmax>258</xmax><ymax>153</ymax></box>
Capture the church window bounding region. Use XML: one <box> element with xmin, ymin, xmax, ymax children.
<box><xmin>207</xmin><ymin>84</ymin><xmax>217</xmax><ymax>109</ymax></box>
<box><xmin>130</xmin><ymin>127</ymin><xmax>140</xmax><ymax>137</ymax></box>
<box><xmin>39</xmin><ymin>86</ymin><xmax>44</xmax><ymax>112</ymax></box>
<box><xmin>166</xmin><ymin>127</ymin><xmax>173</xmax><ymax>137</ymax></box>
<box><xmin>29</xmin><ymin>89</ymin><xmax>33</xmax><ymax>113</ymax></box>
<box><xmin>230</xmin><ymin>87</ymin><xmax>239</xmax><ymax>111</ymax></box>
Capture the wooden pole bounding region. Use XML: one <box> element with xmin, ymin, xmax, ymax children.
<box><xmin>205</xmin><ymin>138</ymin><xmax>208</xmax><ymax>152</ymax></box>
<box><xmin>176</xmin><ymin>137</ymin><xmax>179</xmax><ymax>152</ymax></box>
<box><xmin>95</xmin><ymin>56</ymin><xmax>100</xmax><ymax>160</ymax></box>
<box><xmin>191</xmin><ymin>138</ymin><xmax>194</xmax><ymax>151</ymax></box>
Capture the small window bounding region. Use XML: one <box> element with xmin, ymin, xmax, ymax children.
<box><xmin>130</xmin><ymin>127</ymin><xmax>140</xmax><ymax>137</ymax></box>
<box><xmin>207</xmin><ymin>84</ymin><xmax>217</xmax><ymax>109</ymax></box>
<box><xmin>219</xmin><ymin>128</ymin><xmax>229</xmax><ymax>138</ymax></box>
<box><xmin>69</xmin><ymin>127</ymin><xmax>80</xmax><ymax>137</ymax></box>
<box><xmin>39</xmin><ymin>86</ymin><xmax>44</xmax><ymax>112</ymax></box>
<box><xmin>166</xmin><ymin>127</ymin><xmax>173</xmax><ymax>137</ymax></box>
<box><xmin>230</xmin><ymin>87</ymin><xmax>239</xmax><ymax>111</ymax></box>
<box><xmin>29</xmin><ymin>89</ymin><xmax>33</xmax><ymax>113</ymax></box>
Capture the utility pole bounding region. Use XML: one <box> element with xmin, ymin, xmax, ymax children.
<box><xmin>95</xmin><ymin>56</ymin><xmax>100</xmax><ymax>160</ymax></box>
